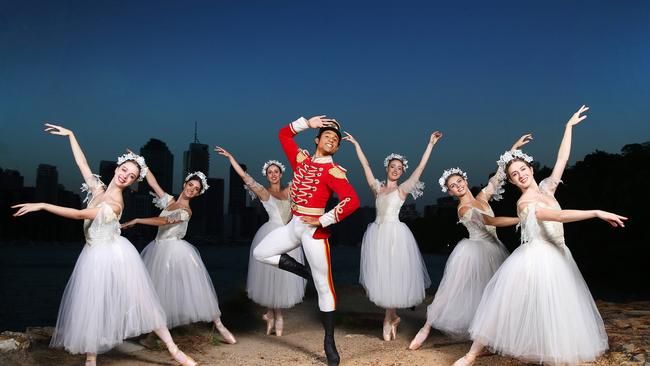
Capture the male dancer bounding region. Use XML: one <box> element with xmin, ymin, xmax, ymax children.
<box><xmin>254</xmin><ymin>115</ymin><xmax>360</xmax><ymax>366</ymax></box>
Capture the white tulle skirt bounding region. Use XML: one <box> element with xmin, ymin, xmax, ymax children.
<box><xmin>247</xmin><ymin>220</ymin><xmax>306</xmax><ymax>308</ymax></box>
<box><xmin>468</xmin><ymin>239</ymin><xmax>608</xmax><ymax>365</ymax></box>
<box><xmin>426</xmin><ymin>237</ymin><xmax>509</xmax><ymax>338</ymax></box>
<box><xmin>359</xmin><ymin>221</ymin><xmax>431</xmax><ymax>308</ymax></box>
<box><xmin>141</xmin><ymin>239</ymin><xmax>221</xmax><ymax>328</ymax></box>
<box><xmin>50</xmin><ymin>236</ymin><xmax>167</xmax><ymax>354</ymax></box>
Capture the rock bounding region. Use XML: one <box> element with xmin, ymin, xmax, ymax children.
<box><xmin>0</xmin><ymin>331</ymin><xmax>30</xmax><ymax>352</ymax></box>
<box><xmin>632</xmin><ymin>353</ymin><xmax>646</xmax><ymax>363</ymax></box>
<box><xmin>25</xmin><ymin>326</ymin><xmax>54</xmax><ymax>342</ymax></box>
<box><xmin>114</xmin><ymin>340</ymin><xmax>144</xmax><ymax>353</ymax></box>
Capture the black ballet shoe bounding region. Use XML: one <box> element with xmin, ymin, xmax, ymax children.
<box><xmin>278</xmin><ymin>253</ymin><xmax>312</xmax><ymax>280</ymax></box>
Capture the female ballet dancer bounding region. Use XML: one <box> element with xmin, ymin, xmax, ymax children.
<box><xmin>214</xmin><ymin>146</ymin><xmax>306</xmax><ymax>336</ymax></box>
<box><xmin>409</xmin><ymin>134</ymin><xmax>532</xmax><ymax>350</ymax></box>
<box><xmin>344</xmin><ymin>131</ymin><xmax>442</xmax><ymax>341</ymax></box>
<box><xmin>12</xmin><ymin>124</ymin><xmax>196</xmax><ymax>366</ymax></box>
<box><xmin>454</xmin><ymin>105</ymin><xmax>627</xmax><ymax>365</ymax></box>
<box><xmin>120</xmin><ymin>165</ymin><xmax>236</xmax><ymax>344</ymax></box>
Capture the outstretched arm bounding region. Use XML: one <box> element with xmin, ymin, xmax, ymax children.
<box><xmin>478</xmin><ymin>133</ymin><xmax>533</xmax><ymax>202</ymax></box>
<box><xmin>121</xmin><ymin>216</ymin><xmax>179</xmax><ymax>229</ymax></box>
<box><xmin>483</xmin><ymin>215</ymin><xmax>519</xmax><ymax>227</ymax></box>
<box><xmin>215</xmin><ymin>146</ymin><xmax>269</xmax><ymax>201</ymax></box>
<box><xmin>535</xmin><ymin>206</ymin><xmax>627</xmax><ymax>227</ymax></box>
<box><xmin>550</xmin><ymin>105</ymin><xmax>589</xmax><ymax>185</ymax></box>
<box><xmin>399</xmin><ymin>131</ymin><xmax>442</xmax><ymax>200</ymax></box>
<box><xmin>44</xmin><ymin>123</ymin><xmax>95</xmax><ymax>187</ymax></box>
<box><xmin>343</xmin><ymin>132</ymin><xmax>377</xmax><ymax>193</ymax></box>
<box><xmin>13</xmin><ymin>202</ymin><xmax>101</xmax><ymax>220</ymax></box>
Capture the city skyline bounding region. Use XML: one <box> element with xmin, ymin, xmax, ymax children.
<box><xmin>1</xmin><ymin>0</ymin><xmax>649</xmax><ymax>210</ymax></box>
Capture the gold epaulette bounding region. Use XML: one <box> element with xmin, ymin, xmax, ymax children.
<box><xmin>329</xmin><ymin>165</ymin><xmax>348</xmax><ymax>180</ymax></box>
<box><xmin>296</xmin><ymin>149</ymin><xmax>309</xmax><ymax>163</ymax></box>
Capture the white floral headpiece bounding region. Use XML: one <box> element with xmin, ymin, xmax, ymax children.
<box><xmin>496</xmin><ymin>150</ymin><xmax>534</xmax><ymax>172</ymax></box>
<box><xmin>185</xmin><ymin>171</ymin><xmax>209</xmax><ymax>194</ymax></box>
<box><xmin>116</xmin><ymin>152</ymin><xmax>148</xmax><ymax>181</ymax></box>
<box><xmin>439</xmin><ymin>167</ymin><xmax>468</xmax><ymax>193</ymax></box>
<box><xmin>383</xmin><ymin>153</ymin><xmax>408</xmax><ymax>171</ymax></box>
<box><xmin>261</xmin><ymin>160</ymin><xmax>286</xmax><ymax>176</ymax></box>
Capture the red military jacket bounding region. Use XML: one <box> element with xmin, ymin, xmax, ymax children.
<box><xmin>280</xmin><ymin>117</ymin><xmax>360</xmax><ymax>239</ymax></box>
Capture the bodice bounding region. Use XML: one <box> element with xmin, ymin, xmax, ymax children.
<box><xmin>460</xmin><ymin>206</ymin><xmax>499</xmax><ymax>241</ymax></box>
<box><xmin>155</xmin><ymin>209</ymin><xmax>190</xmax><ymax>241</ymax></box>
<box><xmin>262</xmin><ymin>195</ymin><xmax>292</xmax><ymax>225</ymax></box>
<box><xmin>519</xmin><ymin>200</ymin><xmax>566</xmax><ymax>248</ymax></box>
<box><xmin>83</xmin><ymin>202</ymin><xmax>121</xmax><ymax>245</ymax></box>
<box><xmin>374</xmin><ymin>190</ymin><xmax>405</xmax><ymax>224</ymax></box>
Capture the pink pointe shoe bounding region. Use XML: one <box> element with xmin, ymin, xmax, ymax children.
<box><xmin>262</xmin><ymin>313</ymin><xmax>275</xmax><ymax>335</ymax></box>
<box><xmin>382</xmin><ymin>319</ymin><xmax>392</xmax><ymax>341</ymax></box>
<box><xmin>169</xmin><ymin>344</ymin><xmax>197</xmax><ymax>366</ymax></box>
<box><xmin>390</xmin><ymin>317</ymin><xmax>401</xmax><ymax>340</ymax></box>
<box><xmin>408</xmin><ymin>326</ymin><xmax>430</xmax><ymax>350</ymax></box>
<box><xmin>274</xmin><ymin>316</ymin><xmax>284</xmax><ymax>337</ymax></box>
<box><xmin>452</xmin><ymin>355</ymin><xmax>474</xmax><ymax>366</ymax></box>
<box><xmin>214</xmin><ymin>320</ymin><xmax>237</xmax><ymax>344</ymax></box>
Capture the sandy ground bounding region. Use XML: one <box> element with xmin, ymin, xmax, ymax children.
<box><xmin>2</xmin><ymin>285</ymin><xmax>648</xmax><ymax>365</ymax></box>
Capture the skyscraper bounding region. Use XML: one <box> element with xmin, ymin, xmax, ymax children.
<box><xmin>35</xmin><ymin>164</ymin><xmax>58</xmax><ymax>203</ymax></box>
<box><xmin>183</xmin><ymin>123</ymin><xmax>209</xmax><ymax>178</ymax></box>
<box><xmin>99</xmin><ymin>160</ymin><xmax>117</xmax><ymax>185</ymax></box>
<box><xmin>139</xmin><ymin>138</ymin><xmax>174</xmax><ymax>193</ymax></box>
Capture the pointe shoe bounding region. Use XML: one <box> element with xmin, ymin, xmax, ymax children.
<box><xmin>390</xmin><ymin>317</ymin><xmax>401</xmax><ymax>340</ymax></box>
<box><xmin>214</xmin><ymin>322</ymin><xmax>237</xmax><ymax>344</ymax></box>
<box><xmin>169</xmin><ymin>344</ymin><xmax>197</xmax><ymax>366</ymax></box>
<box><xmin>262</xmin><ymin>313</ymin><xmax>275</xmax><ymax>335</ymax></box>
<box><xmin>382</xmin><ymin>319</ymin><xmax>392</xmax><ymax>341</ymax></box>
<box><xmin>275</xmin><ymin>316</ymin><xmax>284</xmax><ymax>337</ymax></box>
<box><xmin>452</xmin><ymin>355</ymin><xmax>473</xmax><ymax>366</ymax></box>
<box><xmin>408</xmin><ymin>326</ymin><xmax>430</xmax><ymax>350</ymax></box>
<box><xmin>85</xmin><ymin>355</ymin><xmax>97</xmax><ymax>366</ymax></box>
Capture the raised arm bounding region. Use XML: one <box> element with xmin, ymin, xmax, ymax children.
<box><xmin>399</xmin><ymin>131</ymin><xmax>442</xmax><ymax>200</ymax></box>
<box><xmin>44</xmin><ymin>123</ymin><xmax>95</xmax><ymax>187</ymax></box>
<box><xmin>458</xmin><ymin>206</ymin><xmax>519</xmax><ymax>228</ymax></box>
<box><xmin>550</xmin><ymin>105</ymin><xmax>589</xmax><ymax>184</ymax></box>
<box><xmin>343</xmin><ymin>132</ymin><xmax>377</xmax><ymax>193</ymax></box>
<box><xmin>478</xmin><ymin>133</ymin><xmax>533</xmax><ymax>202</ymax></box>
<box><xmin>215</xmin><ymin>146</ymin><xmax>269</xmax><ymax>201</ymax></box>
<box><xmin>279</xmin><ymin>115</ymin><xmax>337</xmax><ymax>169</ymax></box>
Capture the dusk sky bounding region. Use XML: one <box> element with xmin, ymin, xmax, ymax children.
<box><xmin>1</xmin><ymin>0</ymin><xmax>649</xmax><ymax>209</ymax></box>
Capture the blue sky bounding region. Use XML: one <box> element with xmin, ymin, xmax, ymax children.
<box><xmin>1</xmin><ymin>0</ymin><xmax>649</xmax><ymax>208</ymax></box>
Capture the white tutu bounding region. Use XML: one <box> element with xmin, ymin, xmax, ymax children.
<box><xmin>360</xmin><ymin>189</ymin><xmax>431</xmax><ymax>308</ymax></box>
<box><xmin>141</xmin><ymin>239</ymin><xmax>222</xmax><ymax>328</ymax></box>
<box><xmin>246</xmin><ymin>197</ymin><xmax>306</xmax><ymax>308</ymax></box>
<box><xmin>468</xmin><ymin>199</ymin><xmax>608</xmax><ymax>365</ymax></box>
<box><xmin>50</xmin><ymin>203</ymin><xmax>166</xmax><ymax>354</ymax></box>
<box><xmin>427</xmin><ymin>236</ymin><xmax>508</xmax><ymax>337</ymax></box>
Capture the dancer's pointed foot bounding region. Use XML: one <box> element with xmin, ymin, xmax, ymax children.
<box><xmin>275</xmin><ymin>315</ymin><xmax>284</xmax><ymax>337</ymax></box>
<box><xmin>390</xmin><ymin>317</ymin><xmax>401</xmax><ymax>340</ymax></box>
<box><xmin>214</xmin><ymin>319</ymin><xmax>237</xmax><ymax>344</ymax></box>
<box><xmin>85</xmin><ymin>354</ymin><xmax>97</xmax><ymax>366</ymax></box>
<box><xmin>262</xmin><ymin>312</ymin><xmax>275</xmax><ymax>336</ymax></box>
<box><xmin>168</xmin><ymin>344</ymin><xmax>197</xmax><ymax>366</ymax></box>
<box><xmin>408</xmin><ymin>325</ymin><xmax>430</xmax><ymax>350</ymax></box>
<box><xmin>382</xmin><ymin>319</ymin><xmax>392</xmax><ymax>341</ymax></box>
<box><xmin>452</xmin><ymin>355</ymin><xmax>474</xmax><ymax>366</ymax></box>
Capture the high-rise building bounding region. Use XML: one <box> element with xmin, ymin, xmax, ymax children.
<box><xmin>139</xmin><ymin>138</ymin><xmax>174</xmax><ymax>193</ymax></box>
<box><xmin>0</xmin><ymin>168</ymin><xmax>24</xmax><ymax>190</ymax></box>
<box><xmin>205</xmin><ymin>177</ymin><xmax>225</xmax><ymax>240</ymax></box>
<box><xmin>99</xmin><ymin>160</ymin><xmax>117</xmax><ymax>185</ymax></box>
<box><xmin>183</xmin><ymin>123</ymin><xmax>209</xmax><ymax>178</ymax></box>
<box><xmin>35</xmin><ymin>164</ymin><xmax>58</xmax><ymax>203</ymax></box>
